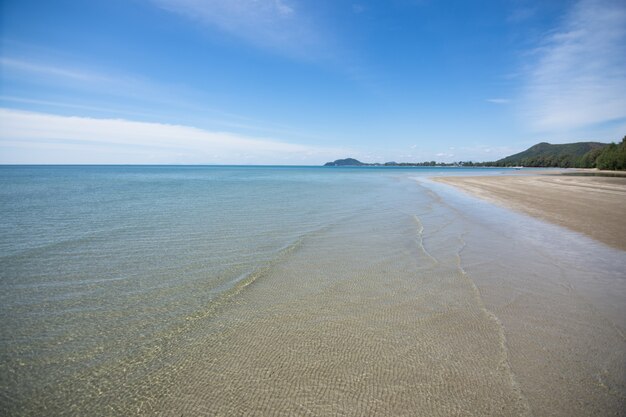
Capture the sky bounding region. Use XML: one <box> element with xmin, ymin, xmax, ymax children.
<box><xmin>1</xmin><ymin>0</ymin><xmax>625</xmax><ymax>164</ymax></box>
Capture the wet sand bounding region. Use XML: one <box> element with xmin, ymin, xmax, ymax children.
<box><xmin>433</xmin><ymin>174</ymin><xmax>626</xmax><ymax>251</ymax></box>
<box><xmin>124</xmin><ymin>177</ymin><xmax>625</xmax><ymax>417</ymax></box>
<box><xmin>135</xmin><ymin>199</ymin><xmax>533</xmax><ymax>416</ymax></box>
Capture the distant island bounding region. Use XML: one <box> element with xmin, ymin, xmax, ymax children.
<box><xmin>324</xmin><ymin>158</ymin><xmax>369</xmax><ymax>166</ymax></box>
<box><xmin>324</xmin><ymin>136</ymin><xmax>626</xmax><ymax>170</ymax></box>
<box><xmin>324</xmin><ymin>158</ymin><xmax>458</xmax><ymax>167</ymax></box>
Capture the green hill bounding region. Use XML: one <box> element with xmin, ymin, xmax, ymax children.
<box><xmin>323</xmin><ymin>137</ymin><xmax>626</xmax><ymax>170</ymax></box>
<box><xmin>595</xmin><ymin>136</ymin><xmax>626</xmax><ymax>170</ymax></box>
<box><xmin>493</xmin><ymin>142</ymin><xmax>608</xmax><ymax>168</ymax></box>
<box><xmin>323</xmin><ymin>158</ymin><xmax>368</xmax><ymax>166</ymax></box>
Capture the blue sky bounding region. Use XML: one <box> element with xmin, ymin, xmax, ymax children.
<box><xmin>1</xmin><ymin>0</ymin><xmax>625</xmax><ymax>164</ymax></box>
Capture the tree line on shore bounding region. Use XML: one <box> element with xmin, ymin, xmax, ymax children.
<box><xmin>581</xmin><ymin>136</ymin><xmax>625</xmax><ymax>170</ymax></box>
<box><xmin>325</xmin><ymin>136</ymin><xmax>626</xmax><ymax>170</ymax></box>
<box><xmin>476</xmin><ymin>136</ymin><xmax>626</xmax><ymax>169</ymax></box>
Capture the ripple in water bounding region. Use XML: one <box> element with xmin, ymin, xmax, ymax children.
<box><xmin>1</xmin><ymin>166</ymin><xmax>624</xmax><ymax>416</ymax></box>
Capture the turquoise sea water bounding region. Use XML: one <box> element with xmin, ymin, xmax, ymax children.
<box><xmin>1</xmin><ymin>166</ymin><xmax>624</xmax><ymax>416</ymax></box>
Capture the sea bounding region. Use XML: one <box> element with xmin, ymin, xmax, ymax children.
<box><xmin>1</xmin><ymin>165</ymin><xmax>624</xmax><ymax>416</ymax></box>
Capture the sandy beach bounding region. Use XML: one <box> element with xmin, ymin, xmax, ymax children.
<box><xmin>434</xmin><ymin>174</ymin><xmax>626</xmax><ymax>251</ymax></box>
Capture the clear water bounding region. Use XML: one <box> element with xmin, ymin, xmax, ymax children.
<box><xmin>1</xmin><ymin>166</ymin><xmax>624</xmax><ymax>416</ymax></box>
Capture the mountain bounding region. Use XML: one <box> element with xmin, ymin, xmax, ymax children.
<box><xmin>324</xmin><ymin>158</ymin><xmax>369</xmax><ymax>166</ymax></box>
<box><xmin>492</xmin><ymin>142</ymin><xmax>608</xmax><ymax>168</ymax></box>
<box><xmin>323</xmin><ymin>158</ymin><xmax>449</xmax><ymax>167</ymax></box>
<box><xmin>323</xmin><ymin>138</ymin><xmax>625</xmax><ymax>169</ymax></box>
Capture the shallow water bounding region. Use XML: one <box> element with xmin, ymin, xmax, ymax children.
<box><xmin>0</xmin><ymin>166</ymin><xmax>624</xmax><ymax>416</ymax></box>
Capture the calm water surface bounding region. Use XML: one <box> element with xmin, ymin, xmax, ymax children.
<box><xmin>1</xmin><ymin>166</ymin><xmax>624</xmax><ymax>416</ymax></box>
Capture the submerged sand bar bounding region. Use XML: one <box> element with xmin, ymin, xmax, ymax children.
<box><xmin>433</xmin><ymin>174</ymin><xmax>626</xmax><ymax>251</ymax></box>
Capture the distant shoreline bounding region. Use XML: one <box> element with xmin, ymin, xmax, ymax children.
<box><xmin>434</xmin><ymin>174</ymin><xmax>626</xmax><ymax>251</ymax></box>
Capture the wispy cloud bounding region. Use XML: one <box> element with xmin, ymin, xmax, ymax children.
<box><xmin>150</xmin><ymin>0</ymin><xmax>325</xmax><ymax>59</ymax></box>
<box><xmin>0</xmin><ymin>109</ymin><xmax>345</xmax><ymax>164</ymax></box>
<box><xmin>521</xmin><ymin>0</ymin><xmax>626</xmax><ymax>132</ymax></box>
<box><xmin>0</xmin><ymin>95</ymin><xmax>162</xmax><ymax>119</ymax></box>
<box><xmin>0</xmin><ymin>56</ymin><xmax>163</xmax><ymax>101</ymax></box>
<box><xmin>486</xmin><ymin>98</ymin><xmax>511</xmax><ymax>104</ymax></box>
<box><xmin>0</xmin><ymin>57</ymin><xmax>112</xmax><ymax>82</ymax></box>
<box><xmin>0</xmin><ymin>55</ymin><xmax>319</xmax><ymax>139</ymax></box>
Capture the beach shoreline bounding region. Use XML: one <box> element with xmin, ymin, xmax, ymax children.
<box><xmin>3</xmin><ymin>166</ymin><xmax>625</xmax><ymax>416</ymax></box>
<box><xmin>433</xmin><ymin>174</ymin><xmax>626</xmax><ymax>251</ymax></box>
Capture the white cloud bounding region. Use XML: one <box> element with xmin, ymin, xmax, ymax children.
<box><xmin>274</xmin><ymin>0</ymin><xmax>294</xmax><ymax>16</ymax></box>
<box><xmin>486</xmin><ymin>98</ymin><xmax>511</xmax><ymax>104</ymax></box>
<box><xmin>0</xmin><ymin>57</ymin><xmax>112</xmax><ymax>82</ymax></box>
<box><xmin>521</xmin><ymin>0</ymin><xmax>626</xmax><ymax>132</ymax></box>
<box><xmin>0</xmin><ymin>57</ymin><xmax>319</xmax><ymax>138</ymax></box>
<box><xmin>150</xmin><ymin>0</ymin><xmax>323</xmax><ymax>59</ymax></box>
<box><xmin>0</xmin><ymin>109</ymin><xmax>345</xmax><ymax>164</ymax></box>
<box><xmin>0</xmin><ymin>56</ymin><xmax>167</xmax><ymax>104</ymax></box>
